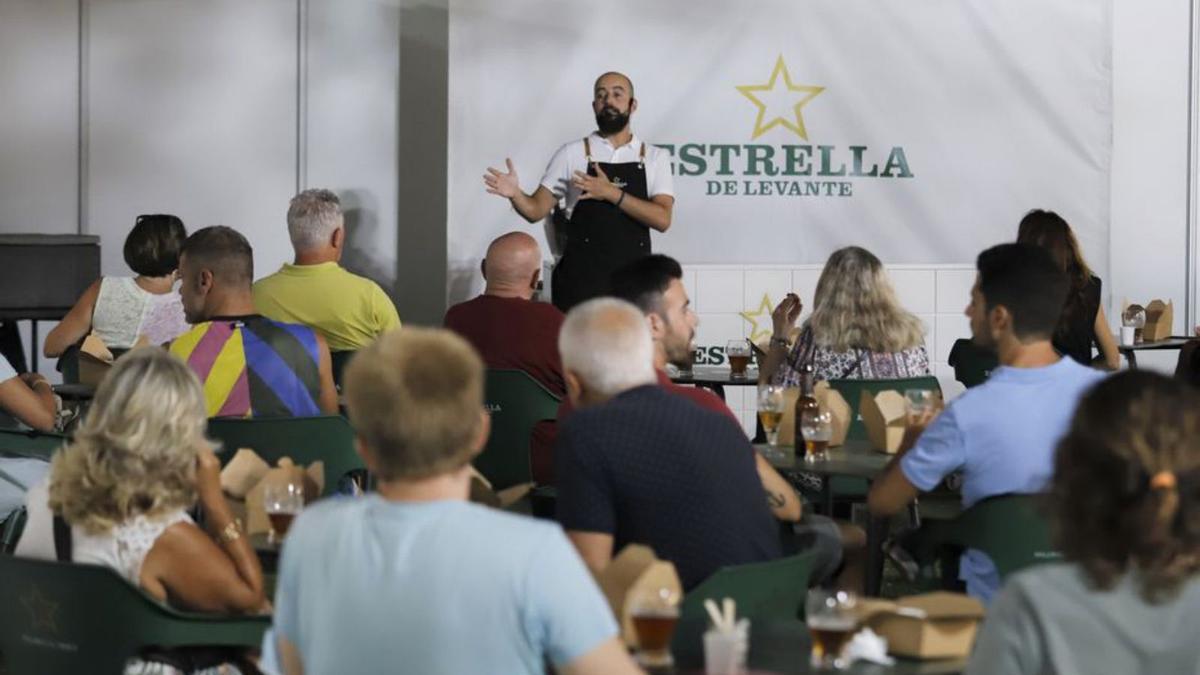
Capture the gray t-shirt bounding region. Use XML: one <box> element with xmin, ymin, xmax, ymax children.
<box><xmin>968</xmin><ymin>563</ymin><xmax>1200</xmax><ymax>674</ymax></box>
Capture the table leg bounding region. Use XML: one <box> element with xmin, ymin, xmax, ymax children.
<box><xmin>30</xmin><ymin>320</ymin><xmax>38</xmax><ymax>373</ymax></box>
<box><xmin>865</xmin><ymin>513</ymin><xmax>889</xmax><ymax>597</ymax></box>
<box><xmin>820</xmin><ymin>478</ymin><xmax>833</xmax><ymax>516</ymax></box>
<box><xmin>1126</xmin><ymin>350</ymin><xmax>1138</xmax><ymax>369</ymax></box>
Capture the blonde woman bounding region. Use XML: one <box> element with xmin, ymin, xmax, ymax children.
<box><xmin>762</xmin><ymin>246</ymin><xmax>931</xmax><ymax>386</ymax></box>
<box><xmin>17</xmin><ymin>349</ymin><xmax>265</xmax><ymax>661</ymax></box>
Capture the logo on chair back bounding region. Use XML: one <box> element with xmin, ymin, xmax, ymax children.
<box><xmin>22</xmin><ymin>586</ymin><xmax>59</xmax><ymax>634</ymax></box>
<box><xmin>485</xmin><ymin>403</ymin><xmax>502</xmax><ymax>413</ymax></box>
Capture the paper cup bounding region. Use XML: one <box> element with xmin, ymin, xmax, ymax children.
<box><xmin>1120</xmin><ymin>326</ymin><xmax>1136</xmax><ymax>347</ymax></box>
<box><xmin>704</xmin><ymin>630</ymin><xmax>748</xmax><ymax>675</ymax></box>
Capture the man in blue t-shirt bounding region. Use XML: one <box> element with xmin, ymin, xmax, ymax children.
<box><xmin>868</xmin><ymin>243</ymin><xmax>1106</xmax><ymax>603</ymax></box>
<box><xmin>269</xmin><ymin>328</ymin><xmax>639</xmax><ymax>675</ymax></box>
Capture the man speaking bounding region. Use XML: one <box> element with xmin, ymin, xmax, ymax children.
<box><xmin>483</xmin><ymin>72</ymin><xmax>675</xmax><ymax>311</ymax></box>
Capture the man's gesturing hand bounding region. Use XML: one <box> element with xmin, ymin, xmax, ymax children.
<box><xmin>483</xmin><ymin>158</ymin><xmax>521</xmax><ymax>199</ymax></box>
<box><xmin>572</xmin><ymin>164</ymin><xmax>621</xmax><ymax>203</ymax></box>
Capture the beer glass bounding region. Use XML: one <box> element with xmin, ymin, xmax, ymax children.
<box><xmin>263</xmin><ymin>479</ymin><xmax>305</xmax><ymax>544</ymax></box>
<box><xmin>757</xmin><ymin>384</ymin><xmax>786</xmax><ymax>447</ymax></box>
<box><xmin>799</xmin><ymin>409</ymin><xmax>832</xmax><ymax>462</ymax></box>
<box><xmin>903</xmin><ymin>389</ymin><xmax>938</xmax><ymax>423</ymax></box>
<box><xmin>630</xmin><ymin>586</ymin><xmax>680</xmax><ymax>667</ymax></box>
<box><xmin>726</xmin><ymin>339</ymin><xmax>752</xmax><ymax>379</ymax></box>
<box><xmin>806</xmin><ymin>589</ymin><xmax>858</xmax><ymax>670</ymax></box>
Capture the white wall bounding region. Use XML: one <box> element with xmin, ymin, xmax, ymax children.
<box><xmin>0</xmin><ymin>0</ymin><xmax>1194</xmax><ymax>380</ymax></box>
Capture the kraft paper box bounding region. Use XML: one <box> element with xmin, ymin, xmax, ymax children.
<box><xmin>857</xmin><ymin>592</ymin><xmax>985</xmax><ymax>659</ymax></box>
<box><xmin>77</xmin><ymin>335</ymin><xmax>150</xmax><ymax>387</ymax></box>
<box><xmin>776</xmin><ymin>382</ymin><xmax>851</xmax><ymax>448</ymax></box>
<box><xmin>222</xmin><ymin>454</ymin><xmax>324</xmax><ymax>536</ymax></box>
<box><xmin>595</xmin><ymin>545</ymin><xmax>682</xmax><ymax>648</ymax></box>
<box><xmin>860</xmin><ymin>389</ymin><xmax>908</xmax><ymax>454</ymax></box>
<box><xmin>1143</xmin><ymin>299</ymin><xmax>1174</xmax><ymax>342</ymax></box>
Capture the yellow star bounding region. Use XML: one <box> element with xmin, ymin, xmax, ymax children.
<box><xmin>22</xmin><ymin>586</ymin><xmax>59</xmax><ymax>634</ymax></box>
<box><xmin>740</xmin><ymin>293</ymin><xmax>776</xmax><ymax>345</ymax></box>
<box><xmin>736</xmin><ymin>55</ymin><xmax>825</xmax><ymax>141</ymax></box>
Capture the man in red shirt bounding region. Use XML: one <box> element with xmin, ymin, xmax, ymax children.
<box><xmin>444</xmin><ymin>232</ymin><xmax>564</xmax><ymax>483</ymax></box>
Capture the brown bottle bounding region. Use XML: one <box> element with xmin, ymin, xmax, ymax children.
<box><xmin>793</xmin><ymin>364</ymin><xmax>819</xmax><ymax>447</ymax></box>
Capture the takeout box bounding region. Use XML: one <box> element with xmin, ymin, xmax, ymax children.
<box><xmin>77</xmin><ymin>334</ymin><xmax>149</xmax><ymax>387</ymax></box>
<box><xmin>1143</xmin><ymin>299</ymin><xmax>1174</xmax><ymax>342</ymax></box>
<box><xmin>856</xmin><ymin>592</ymin><xmax>985</xmax><ymax>659</ymax></box>
<box><xmin>776</xmin><ymin>381</ymin><xmax>851</xmax><ymax>448</ymax></box>
<box><xmin>860</xmin><ymin>390</ymin><xmax>908</xmax><ymax>454</ymax></box>
<box><xmin>220</xmin><ymin>450</ymin><xmax>323</xmax><ymax>536</ymax></box>
<box><xmin>595</xmin><ymin>545</ymin><xmax>682</xmax><ymax>648</ymax></box>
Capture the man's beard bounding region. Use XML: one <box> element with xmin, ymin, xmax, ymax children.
<box><xmin>595</xmin><ymin>107</ymin><xmax>630</xmax><ymax>135</ymax></box>
<box><xmin>665</xmin><ymin>333</ymin><xmax>696</xmax><ymax>369</ymax></box>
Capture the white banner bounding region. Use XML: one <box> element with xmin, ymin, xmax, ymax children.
<box><xmin>448</xmin><ymin>0</ymin><xmax>1111</xmax><ymax>303</ymax></box>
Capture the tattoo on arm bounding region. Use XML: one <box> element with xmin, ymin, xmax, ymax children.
<box><xmin>766</xmin><ymin>491</ymin><xmax>787</xmax><ymax>509</ymax></box>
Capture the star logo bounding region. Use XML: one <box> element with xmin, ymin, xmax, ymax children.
<box><xmin>740</xmin><ymin>293</ymin><xmax>776</xmax><ymax>344</ymax></box>
<box><xmin>22</xmin><ymin>586</ymin><xmax>60</xmax><ymax>634</ymax></box>
<box><xmin>736</xmin><ymin>55</ymin><xmax>825</xmax><ymax>141</ymax></box>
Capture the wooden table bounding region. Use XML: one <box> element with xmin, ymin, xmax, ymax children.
<box><xmin>1117</xmin><ymin>336</ymin><xmax>1191</xmax><ymax>368</ymax></box>
<box><xmin>663</xmin><ymin>618</ymin><xmax>966</xmax><ymax>674</ymax></box>
<box><xmin>755</xmin><ymin>440</ymin><xmax>961</xmax><ymax>596</ymax></box>
<box><xmin>669</xmin><ymin>365</ymin><xmax>760</xmax><ymax>401</ymax></box>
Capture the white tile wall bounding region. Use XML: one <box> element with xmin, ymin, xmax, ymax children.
<box><xmin>681</xmin><ymin>263</ymin><xmax>977</xmax><ymax>438</ymax></box>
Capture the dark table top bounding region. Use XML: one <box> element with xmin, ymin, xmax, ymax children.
<box><xmin>664</xmin><ymin>618</ymin><xmax>965</xmax><ymax>674</ymax></box>
<box><xmin>670</xmin><ymin>365</ymin><xmax>761</xmax><ymax>386</ymax></box>
<box><xmin>756</xmin><ymin>439</ymin><xmax>891</xmax><ymax>481</ymax></box>
<box><xmin>1116</xmin><ymin>337</ymin><xmax>1192</xmax><ymax>352</ymax></box>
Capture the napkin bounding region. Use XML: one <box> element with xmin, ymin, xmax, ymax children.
<box><xmin>845</xmin><ymin>627</ymin><xmax>894</xmax><ymax>666</ymax></box>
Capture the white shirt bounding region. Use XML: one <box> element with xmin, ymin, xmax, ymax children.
<box><xmin>539</xmin><ymin>131</ymin><xmax>675</xmax><ymax>217</ymax></box>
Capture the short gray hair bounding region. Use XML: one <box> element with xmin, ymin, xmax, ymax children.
<box><xmin>287</xmin><ymin>189</ymin><xmax>343</xmax><ymax>251</ymax></box>
<box><xmin>559</xmin><ymin>298</ymin><xmax>656</xmax><ymax>398</ymax></box>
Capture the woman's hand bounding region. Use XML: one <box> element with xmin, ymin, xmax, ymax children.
<box><xmin>771</xmin><ymin>293</ymin><xmax>803</xmax><ymax>338</ymax></box>
<box><xmin>195</xmin><ymin>445</ymin><xmax>227</xmax><ymax>512</ymax></box>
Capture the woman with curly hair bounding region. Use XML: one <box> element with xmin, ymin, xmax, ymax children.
<box><xmin>762</xmin><ymin>246</ymin><xmax>931</xmax><ymax>386</ymax></box>
<box><xmin>17</xmin><ymin>349</ymin><xmax>265</xmax><ymax>637</ymax></box>
<box><xmin>968</xmin><ymin>371</ymin><xmax>1200</xmax><ymax>674</ymax></box>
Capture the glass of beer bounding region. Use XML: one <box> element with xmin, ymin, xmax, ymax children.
<box><xmin>726</xmin><ymin>339</ymin><xmax>753</xmax><ymax>379</ymax></box>
<box><xmin>903</xmin><ymin>389</ymin><xmax>938</xmax><ymax>423</ymax></box>
<box><xmin>262</xmin><ymin>479</ymin><xmax>305</xmax><ymax>545</ymax></box>
<box><xmin>806</xmin><ymin>589</ymin><xmax>858</xmax><ymax>670</ymax></box>
<box><xmin>630</xmin><ymin>586</ymin><xmax>680</xmax><ymax>668</ymax></box>
<box><xmin>757</xmin><ymin>384</ymin><xmax>785</xmax><ymax>447</ymax></box>
<box><xmin>800</xmin><ymin>409</ymin><xmax>833</xmax><ymax>462</ymax></box>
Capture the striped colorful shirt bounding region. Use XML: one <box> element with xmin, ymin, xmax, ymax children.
<box><xmin>169</xmin><ymin>315</ymin><xmax>322</xmax><ymax>418</ymax></box>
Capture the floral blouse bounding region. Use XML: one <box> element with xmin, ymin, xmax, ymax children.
<box><xmin>771</xmin><ymin>326</ymin><xmax>932</xmax><ymax>387</ymax></box>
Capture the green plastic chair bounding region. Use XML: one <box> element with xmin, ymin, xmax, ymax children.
<box><xmin>206</xmin><ymin>415</ymin><xmax>363</xmax><ymax>497</ymax></box>
<box><xmin>1</xmin><ymin>506</ymin><xmax>26</xmax><ymax>554</ymax></box>
<box><xmin>0</xmin><ymin>556</ymin><xmax>269</xmax><ymax>675</ymax></box>
<box><xmin>907</xmin><ymin>493</ymin><xmax>1060</xmax><ymax>582</ymax></box>
<box><xmin>330</xmin><ymin>350</ymin><xmax>357</xmax><ymax>388</ymax></box>
<box><xmin>677</xmin><ymin>552</ymin><xmax>815</xmax><ymax>628</ymax></box>
<box><xmin>479</xmin><ymin>369</ymin><xmax>561</xmax><ymax>491</ymax></box>
<box><xmin>948</xmin><ymin>339</ymin><xmax>998</xmax><ymax>389</ymax></box>
<box><xmin>0</xmin><ymin>428</ymin><xmax>70</xmax><ymax>462</ymax></box>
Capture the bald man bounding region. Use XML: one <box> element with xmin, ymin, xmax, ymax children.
<box><xmin>483</xmin><ymin>71</ymin><xmax>676</xmax><ymax>312</ymax></box>
<box><xmin>444</xmin><ymin>232</ymin><xmax>566</xmax><ymax>484</ymax></box>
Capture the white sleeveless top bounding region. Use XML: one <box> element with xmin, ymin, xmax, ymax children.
<box><xmin>92</xmin><ymin>277</ymin><xmax>190</xmax><ymax>348</ymax></box>
<box><xmin>16</xmin><ymin>480</ymin><xmax>192</xmax><ymax>584</ymax></box>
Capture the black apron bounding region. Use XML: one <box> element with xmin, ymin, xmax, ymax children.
<box><xmin>551</xmin><ymin>138</ymin><xmax>651</xmax><ymax>312</ymax></box>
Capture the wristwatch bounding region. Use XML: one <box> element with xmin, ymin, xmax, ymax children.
<box><xmin>770</xmin><ymin>336</ymin><xmax>790</xmax><ymax>349</ymax></box>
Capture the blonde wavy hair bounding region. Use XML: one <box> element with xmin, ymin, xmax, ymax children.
<box><xmin>48</xmin><ymin>348</ymin><xmax>208</xmax><ymax>535</ymax></box>
<box><xmin>805</xmin><ymin>246</ymin><xmax>926</xmax><ymax>352</ymax></box>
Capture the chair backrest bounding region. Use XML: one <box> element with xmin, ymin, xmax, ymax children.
<box><xmin>207</xmin><ymin>415</ymin><xmax>363</xmax><ymax>497</ymax></box>
<box><xmin>0</xmin><ymin>428</ymin><xmax>70</xmax><ymax>462</ymax></box>
<box><xmin>1</xmin><ymin>506</ymin><xmax>26</xmax><ymax>554</ymax></box>
<box><xmin>948</xmin><ymin>338</ymin><xmax>998</xmax><ymax>389</ymax></box>
<box><xmin>678</xmin><ymin>552</ymin><xmax>814</xmax><ymax>626</ymax></box>
<box><xmin>329</xmin><ymin>350</ymin><xmax>357</xmax><ymax>388</ymax></box>
<box><xmin>478</xmin><ymin>369</ymin><xmax>561</xmax><ymax>490</ymax></box>
<box><xmin>916</xmin><ymin>493</ymin><xmax>1060</xmax><ymax>580</ymax></box>
<box><xmin>0</xmin><ymin>556</ymin><xmax>269</xmax><ymax>675</ymax></box>
<box><xmin>827</xmin><ymin>376</ymin><xmax>942</xmax><ymax>441</ymax></box>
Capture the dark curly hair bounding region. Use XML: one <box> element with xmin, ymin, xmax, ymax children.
<box><xmin>1051</xmin><ymin>370</ymin><xmax>1200</xmax><ymax>602</ymax></box>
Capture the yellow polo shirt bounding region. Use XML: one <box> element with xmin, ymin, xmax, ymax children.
<box><xmin>253</xmin><ymin>262</ymin><xmax>400</xmax><ymax>352</ymax></box>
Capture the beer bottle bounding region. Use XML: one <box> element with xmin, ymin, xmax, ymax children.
<box><xmin>793</xmin><ymin>364</ymin><xmax>819</xmax><ymax>446</ymax></box>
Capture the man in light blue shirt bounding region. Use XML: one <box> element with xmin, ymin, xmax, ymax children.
<box><xmin>270</xmin><ymin>328</ymin><xmax>639</xmax><ymax>675</ymax></box>
<box><xmin>868</xmin><ymin>243</ymin><xmax>1106</xmax><ymax>603</ymax></box>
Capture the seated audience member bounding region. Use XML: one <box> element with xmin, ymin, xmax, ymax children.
<box><xmin>969</xmin><ymin>371</ymin><xmax>1200</xmax><ymax>674</ymax></box>
<box><xmin>444</xmin><ymin>231</ymin><xmax>564</xmax><ymax>484</ymax></box>
<box><xmin>1016</xmin><ymin>209</ymin><xmax>1120</xmax><ymax>369</ymax></box>
<box><xmin>555</xmin><ymin>298</ymin><xmax>782</xmax><ymax>590</ymax></box>
<box><xmin>762</xmin><ymin>246</ymin><xmax>930</xmax><ymax>386</ymax></box>
<box><xmin>17</xmin><ymin>349</ymin><xmax>265</xmax><ymax>618</ymax></box>
<box><xmin>0</xmin><ymin>356</ymin><xmax>59</xmax><ymax>520</ymax></box>
<box><xmin>270</xmin><ymin>328</ymin><xmax>638</xmax><ymax>675</ymax></box>
<box><xmin>45</xmin><ymin>214</ymin><xmax>190</xmax><ymax>357</ymax></box>
<box><xmin>868</xmin><ymin>243</ymin><xmax>1107</xmax><ymax>603</ymax></box>
<box><xmin>170</xmin><ymin>226</ymin><xmax>338</xmax><ymax>417</ymax></box>
<box><xmin>253</xmin><ymin>189</ymin><xmax>400</xmax><ymax>353</ymax></box>
<box><xmin>610</xmin><ymin>254</ymin><xmax>867</xmax><ymax>590</ymax></box>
